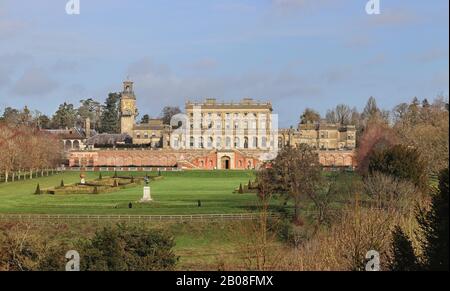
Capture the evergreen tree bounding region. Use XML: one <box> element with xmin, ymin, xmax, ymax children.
<box><xmin>35</xmin><ymin>183</ymin><xmax>41</xmax><ymax>195</ymax></box>
<box><xmin>300</xmin><ymin>108</ymin><xmax>321</xmax><ymax>124</ymax></box>
<box><xmin>388</xmin><ymin>226</ymin><xmax>418</xmax><ymax>271</ymax></box>
<box><xmin>238</xmin><ymin>183</ymin><xmax>244</xmax><ymax>194</ymax></box>
<box><xmin>417</xmin><ymin>168</ymin><xmax>449</xmax><ymax>271</ymax></box>
<box><xmin>60</xmin><ymin>179</ymin><xmax>65</xmax><ymax>188</ymax></box>
<box><xmin>100</xmin><ymin>93</ymin><xmax>121</xmax><ymax>133</ymax></box>
<box><xmin>78</xmin><ymin>98</ymin><xmax>102</xmax><ymax>130</ymax></box>
<box><xmin>369</xmin><ymin>144</ymin><xmax>428</xmax><ymax>190</ymax></box>
<box><xmin>52</xmin><ymin>102</ymin><xmax>78</xmax><ymax>129</ymax></box>
<box><xmin>140</xmin><ymin>114</ymin><xmax>150</xmax><ymax>124</ymax></box>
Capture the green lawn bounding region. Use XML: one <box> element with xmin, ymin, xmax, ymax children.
<box><xmin>0</xmin><ymin>170</ymin><xmax>263</xmax><ymax>215</ymax></box>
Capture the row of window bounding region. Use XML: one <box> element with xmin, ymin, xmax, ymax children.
<box><xmin>135</xmin><ymin>132</ymin><xmax>158</xmax><ymax>139</ymax></box>
<box><xmin>172</xmin><ymin>136</ymin><xmax>270</xmax><ymax>149</ymax></box>
<box><xmin>188</xmin><ymin>120</ymin><xmax>269</xmax><ymax>130</ymax></box>
<box><xmin>190</xmin><ymin>112</ymin><xmax>267</xmax><ymax>119</ymax></box>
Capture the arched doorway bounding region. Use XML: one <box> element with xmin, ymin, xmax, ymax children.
<box><xmin>221</xmin><ymin>156</ymin><xmax>231</xmax><ymax>170</ymax></box>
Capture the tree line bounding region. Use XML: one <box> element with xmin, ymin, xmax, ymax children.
<box><xmin>0</xmin><ymin>93</ymin><xmax>181</xmax><ymax>134</ymax></box>
<box><xmin>0</xmin><ymin>123</ymin><xmax>62</xmax><ymax>183</ymax></box>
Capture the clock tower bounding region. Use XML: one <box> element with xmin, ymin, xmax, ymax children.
<box><xmin>120</xmin><ymin>80</ymin><xmax>137</xmax><ymax>135</ymax></box>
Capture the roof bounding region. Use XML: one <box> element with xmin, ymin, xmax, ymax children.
<box><xmin>43</xmin><ymin>128</ymin><xmax>86</xmax><ymax>140</ymax></box>
<box><xmin>133</xmin><ymin>119</ymin><xmax>167</xmax><ymax>131</ymax></box>
<box><xmin>86</xmin><ymin>133</ymin><xmax>132</xmax><ymax>146</ymax></box>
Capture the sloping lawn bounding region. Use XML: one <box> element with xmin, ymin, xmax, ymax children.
<box><xmin>0</xmin><ymin>171</ymin><xmax>262</xmax><ymax>215</ymax></box>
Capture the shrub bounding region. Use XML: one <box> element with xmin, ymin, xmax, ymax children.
<box><xmin>363</xmin><ymin>172</ymin><xmax>421</xmax><ymax>209</ymax></box>
<box><xmin>238</xmin><ymin>183</ymin><xmax>244</xmax><ymax>194</ymax></box>
<box><xmin>357</xmin><ymin>121</ymin><xmax>399</xmax><ymax>175</ymax></box>
<box><xmin>98</xmin><ymin>173</ymin><xmax>103</xmax><ymax>180</ymax></box>
<box><xmin>368</xmin><ymin>144</ymin><xmax>428</xmax><ymax>189</ymax></box>
<box><xmin>34</xmin><ymin>184</ymin><xmax>41</xmax><ymax>195</ymax></box>
<box><xmin>80</xmin><ymin>224</ymin><xmax>177</xmax><ymax>271</ymax></box>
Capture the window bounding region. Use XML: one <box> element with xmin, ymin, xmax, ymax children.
<box><xmin>234</xmin><ymin>137</ymin><xmax>240</xmax><ymax>148</ymax></box>
<box><xmin>262</xmin><ymin>137</ymin><xmax>267</xmax><ymax>148</ymax></box>
<box><xmin>216</xmin><ymin>137</ymin><xmax>222</xmax><ymax>148</ymax></box>
<box><xmin>253</xmin><ymin>137</ymin><xmax>258</xmax><ymax>148</ymax></box>
<box><xmin>190</xmin><ymin>136</ymin><xmax>195</xmax><ymax>147</ymax></box>
<box><xmin>144</xmin><ymin>132</ymin><xmax>149</xmax><ymax>139</ymax></box>
<box><xmin>226</xmin><ymin>137</ymin><xmax>231</xmax><ymax>148</ymax></box>
<box><xmin>207</xmin><ymin>137</ymin><xmax>213</xmax><ymax>148</ymax></box>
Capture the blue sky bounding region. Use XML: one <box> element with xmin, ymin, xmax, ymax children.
<box><xmin>0</xmin><ymin>0</ymin><xmax>448</xmax><ymax>127</ymax></box>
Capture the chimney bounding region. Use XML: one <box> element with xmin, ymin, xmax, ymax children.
<box><xmin>85</xmin><ymin>117</ymin><xmax>91</xmax><ymax>138</ymax></box>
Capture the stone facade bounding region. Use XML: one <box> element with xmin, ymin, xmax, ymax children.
<box><xmin>279</xmin><ymin>123</ymin><xmax>356</xmax><ymax>151</ymax></box>
<box><xmin>68</xmin><ymin>80</ymin><xmax>358</xmax><ymax>170</ymax></box>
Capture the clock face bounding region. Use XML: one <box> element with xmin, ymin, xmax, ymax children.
<box><xmin>122</xmin><ymin>100</ymin><xmax>135</xmax><ymax>115</ymax></box>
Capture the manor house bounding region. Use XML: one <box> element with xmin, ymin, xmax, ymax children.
<box><xmin>67</xmin><ymin>81</ymin><xmax>356</xmax><ymax>170</ymax></box>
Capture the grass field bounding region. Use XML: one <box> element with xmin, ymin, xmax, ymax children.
<box><xmin>0</xmin><ymin>170</ymin><xmax>264</xmax><ymax>215</ymax></box>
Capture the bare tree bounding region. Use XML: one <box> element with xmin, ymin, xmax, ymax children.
<box><xmin>160</xmin><ymin>106</ymin><xmax>182</xmax><ymax>125</ymax></box>
<box><xmin>326</xmin><ymin>104</ymin><xmax>352</xmax><ymax>125</ymax></box>
<box><xmin>271</xmin><ymin>145</ymin><xmax>322</xmax><ymax>223</ymax></box>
